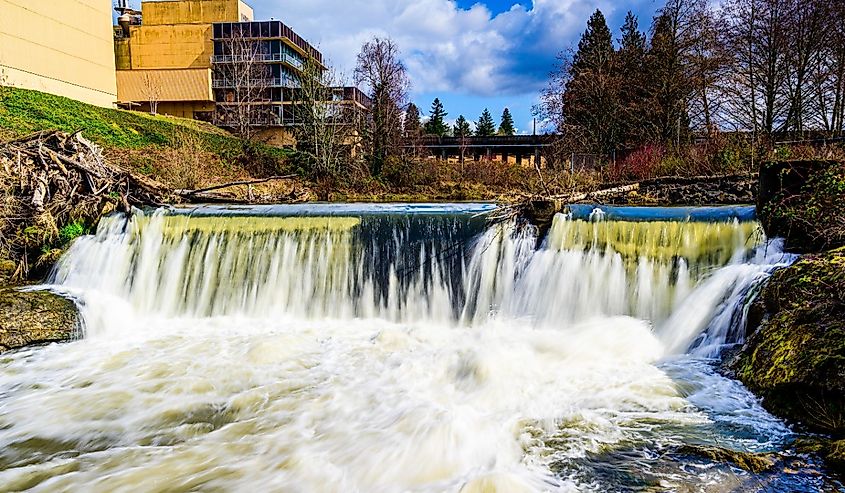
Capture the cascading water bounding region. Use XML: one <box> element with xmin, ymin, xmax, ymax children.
<box><xmin>0</xmin><ymin>204</ymin><xmax>832</xmax><ymax>492</ymax></box>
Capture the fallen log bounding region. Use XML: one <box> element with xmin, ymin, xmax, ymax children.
<box><xmin>175</xmin><ymin>174</ymin><xmax>298</xmax><ymax>197</ymax></box>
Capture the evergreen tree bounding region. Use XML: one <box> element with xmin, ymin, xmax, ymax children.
<box><xmin>563</xmin><ymin>9</ymin><xmax>623</xmax><ymax>155</ymax></box>
<box><xmin>475</xmin><ymin>108</ymin><xmax>496</xmax><ymax>136</ymax></box>
<box><xmin>498</xmin><ymin>108</ymin><xmax>516</xmax><ymax>135</ymax></box>
<box><xmin>570</xmin><ymin>9</ymin><xmax>615</xmax><ymax>78</ymax></box>
<box><xmin>617</xmin><ymin>11</ymin><xmax>648</xmax><ymax>146</ymax></box>
<box><xmin>646</xmin><ymin>11</ymin><xmax>692</xmax><ymax>145</ymax></box>
<box><xmin>404</xmin><ymin>103</ymin><xmax>421</xmax><ymax>138</ymax></box>
<box><xmin>454</xmin><ymin>115</ymin><xmax>472</xmax><ymax>137</ymax></box>
<box><xmin>424</xmin><ymin>98</ymin><xmax>449</xmax><ymax>137</ymax></box>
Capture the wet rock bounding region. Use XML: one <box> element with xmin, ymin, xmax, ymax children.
<box><xmin>732</xmin><ymin>248</ymin><xmax>845</xmax><ymax>438</ymax></box>
<box><xmin>0</xmin><ymin>259</ymin><xmax>16</xmax><ymax>285</ymax></box>
<box><xmin>609</xmin><ymin>175</ymin><xmax>757</xmax><ymax>206</ymax></box>
<box><xmin>0</xmin><ymin>288</ymin><xmax>80</xmax><ymax>353</ymax></box>
<box><xmin>676</xmin><ymin>444</ymin><xmax>777</xmax><ymax>473</ymax></box>
<box><xmin>828</xmin><ymin>439</ymin><xmax>845</xmax><ymax>473</ymax></box>
<box><xmin>794</xmin><ymin>437</ymin><xmax>845</xmax><ymax>475</ymax></box>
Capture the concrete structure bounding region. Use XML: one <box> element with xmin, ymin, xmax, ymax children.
<box><xmin>114</xmin><ymin>0</ymin><xmax>253</xmax><ymax>70</ymax></box>
<box><xmin>114</xmin><ymin>0</ymin><xmax>368</xmax><ymax>136</ymax></box>
<box><xmin>412</xmin><ymin>135</ymin><xmax>553</xmax><ymax>167</ymax></box>
<box><xmin>116</xmin><ymin>68</ymin><xmax>214</xmax><ymax>119</ymax></box>
<box><xmin>0</xmin><ymin>0</ymin><xmax>117</xmax><ymax>107</ymax></box>
<box><xmin>114</xmin><ymin>0</ymin><xmax>253</xmax><ymax>118</ymax></box>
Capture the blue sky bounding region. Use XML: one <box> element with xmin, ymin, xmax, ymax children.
<box><xmin>242</xmin><ymin>0</ymin><xmax>663</xmax><ymax>133</ymax></box>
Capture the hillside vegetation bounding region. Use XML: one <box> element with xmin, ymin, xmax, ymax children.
<box><xmin>0</xmin><ymin>87</ymin><xmax>292</xmax><ymax>191</ymax></box>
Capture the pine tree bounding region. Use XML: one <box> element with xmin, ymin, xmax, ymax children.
<box><xmin>454</xmin><ymin>115</ymin><xmax>472</xmax><ymax>137</ymax></box>
<box><xmin>475</xmin><ymin>108</ymin><xmax>496</xmax><ymax>136</ymax></box>
<box><xmin>620</xmin><ymin>11</ymin><xmax>646</xmax><ymax>54</ymax></box>
<box><xmin>498</xmin><ymin>108</ymin><xmax>516</xmax><ymax>135</ymax></box>
<box><xmin>563</xmin><ymin>9</ymin><xmax>623</xmax><ymax>155</ymax></box>
<box><xmin>571</xmin><ymin>10</ymin><xmax>615</xmax><ymax>78</ymax></box>
<box><xmin>617</xmin><ymin>11</ymin><xmax>648</xmax><ymax>146</ymax></box>
<box><xmin>646</xmin><ymin>11</ymin><xmax>692</xmax><ymax>145</ymax></box>
<box><xmin>404</xmin><ymin>103</ymin><xmax>421</xmax><ymax>138</ymax></box>
<box><xmin>424</xmin><ymin>98</ymin><xmax>449</xmax><ymax>137</ymax></box>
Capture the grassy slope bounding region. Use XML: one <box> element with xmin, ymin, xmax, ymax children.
<box><xmin>0</xmin><ymin>87</ymin><xmax>292</xmax><ymax>190</ymax></box>
<box><xmin>1</xmin><ymin>87</ymin><xmax>236</xmax><ymax>150</ymax></box>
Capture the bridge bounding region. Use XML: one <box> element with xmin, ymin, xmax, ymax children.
<box><xmin>407</xmin><ymin>135</ymin><xmax>555</xmax><ymax>166</ymax></box>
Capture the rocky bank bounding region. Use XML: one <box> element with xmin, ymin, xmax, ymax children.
<box><xmin>730</xmin><ymin>159</ymin><xmax>845</xmax><ymax>473</ymax></box>
<box><xmin>0</xmin><ymin>288</ymin><xmax>80</xmax><ymax>353</ymax></box>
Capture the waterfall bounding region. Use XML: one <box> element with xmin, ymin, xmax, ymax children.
<box><xmin>3</xmin><ymin>204</ymin><xmax>817</xmax><ymax>493</ymax></box>
<box><xmin>50</xmin><ymin>205</ymin><xmax>792</xmax><ymax>355</ymax></box>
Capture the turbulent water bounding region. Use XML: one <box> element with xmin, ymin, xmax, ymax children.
<box><xmin>0</xmin><ymin>204</ymin><xmax>836</xmax><ymax>492</ymax></box>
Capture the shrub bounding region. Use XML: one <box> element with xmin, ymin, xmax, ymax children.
<box><xmin>59</xmin><ymin>221</ymin><xmax>85</xmax><ymax>245</ymax></box>
<box><xmin>381</xmin><ymin>156</ymin><xmax>438</xmax><ymax>188</ymax></box>
<box><xmin>610</xmin><ymin>145</ymin><xmax>665</xmax><ymax>181</ymax></box>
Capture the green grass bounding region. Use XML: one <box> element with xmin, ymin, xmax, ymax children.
<box><xmin>0</xmin><ymin>87</ymin><xmax>288</xmax><ymax>161</ymax></box>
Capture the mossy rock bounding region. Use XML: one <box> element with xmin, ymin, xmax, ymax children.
<box><xmin>828</xmin><ymin>439</ymin><xmax>845</xmax><ymax>473</ymax></box>
<box><xmin>676</xmin><ymin>444</ymin><xmax>777</xmax><ymax>473</ymax></box>
<box><xmin>758</xmin><ymin>160</ymin><xmax>845</xmax><ymax>253</ymax></box>
<box><xmin>0</xmin><ymin>259</ymin><xmax>17</xmax><ymax>285</ymax></box>
<box><xmin>733</xmin><ymin>249</ymin><xmax>845</xmax><ymax>436</ymax></box>
<box><xmin>0</xmin><ymin>289</ymin><xmax>80</xmax><ymax>353</ymax></box>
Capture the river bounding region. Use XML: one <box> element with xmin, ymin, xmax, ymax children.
<box><xmin>0</xmin><ymin>204</ymin><xmax>836</xmax><ymax>491</ymax></box>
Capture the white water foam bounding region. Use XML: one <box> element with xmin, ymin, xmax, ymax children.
<box><xmin>0</xmin><ymin>208</ymin><xmax>799</xmax><ymax>492</ymax></box>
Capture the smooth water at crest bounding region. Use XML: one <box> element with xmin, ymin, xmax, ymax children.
<box><xmin>0</xmin><ymin>204</ymin><xmax>836</xmax><ymax>492</ymax></box>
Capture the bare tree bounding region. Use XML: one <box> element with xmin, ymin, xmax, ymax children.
<box><xmin>291</xmin><ymin>58</ymin><xmax>359</xmax><ymax>181</ymax></box>
<box><xmin>686</xmin><ymin>4</ymin><xmax>729</xmax><ymax>134</ymax></box>
<box><xmin>720</xmin><ymin>0</ymin><xmax>791</xmax><ymax>135</ymax></box>
<box><xmin>213</xmin><ymin>24</ymin><xmax>273</xmax><ymax>142</ymax></box>
<box><xmin>353</xmin><ymin>37</ymin><xmax>410</xmax><ymax>176</ymax></box>
<box><xmin>803</xmin><ymin>0</ymin><xmax>845</xmax><ymax>135</ymax></box>
<box><xmin>782</xmin><ymin>0</ymin><xmax>826</xmax><ymax>133</ymax></box>
<box><xmin>141</xmin><ymin>72</ymin><xmax>161</xmax><ymax>115</ymax></box>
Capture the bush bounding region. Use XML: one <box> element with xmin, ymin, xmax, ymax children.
<box><xmin>759</xmin><ymin>160</ymin><xmax>845</xmax><ymax>252</ymax></box>
<box><xmin>58</xmin><ymin>221</ymin><xmax>85</xmax><ymax>245</ymax></box>
<box><xmin>609</xmin><ymin>145</ymin><xmax>665</xmax><ymax>180</ymax></box>
<box><xmin>381</xmin><ymin>156</ymin><xmax>438</xmax><ymax>188</ymax></box>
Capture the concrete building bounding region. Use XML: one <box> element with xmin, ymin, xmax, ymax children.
<box><xmin>113</xmin><ymin>0</ymin><xmax>254</xmax><ymax>118</ymax></box>
<box><xmin>114</xmin><ymin>0</ymin><xmax>370</xmax><ymax>147</ymax></box>
<box><xmin>0</xmin><ymin>0</ymin><xmax>118</xmax><ymax>107</ymax></box>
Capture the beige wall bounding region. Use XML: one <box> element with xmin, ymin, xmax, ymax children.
<box><xmin>141</xmin><ymin>0</ymin><xmax>253</xmax><ymax>26</ymax></box>
<box><xmin>116</xmin><ymin>0</ymin><xmax>255</xmax><ymax>71</ymax></box>
<box><xmin>118</xmin><ymin>24</ymin><xmax>214</xmax><ymax>69</ymax></box>
<box><xmin>0</xmin><ymin>0</ymin><xmax>117</xmax><ymax>107</ymax></box>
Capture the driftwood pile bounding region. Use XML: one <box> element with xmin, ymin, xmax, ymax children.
<box><xmin>0</xmin><ymin>130</ymin><xmax>172</xmax><ymax>276</ymax></box>
<box><xmin>2</xmin><ymin>130</ymin><xmax>171</xmax><ymax>213</ymax></box>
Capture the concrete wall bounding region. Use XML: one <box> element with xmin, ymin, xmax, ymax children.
<box><xmin>116</xmin><ymin>1</ymin><xmax>254</xmax><ymax>71</ymax></box>
<box><xmin>117</xmin><ymin>24</ymin><xmax>214</xmax><ymax>69</ymax></box>
<box><xmin>0</xmin><ymin>0</ymin><xmax>118</xmax><ymax>107</ymax></box>
<box><xmin>141</xmin><ymin>0</ymin><xmax>253</xmax><ymax>26</ymax></box>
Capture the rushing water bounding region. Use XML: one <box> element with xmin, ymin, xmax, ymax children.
<box><xmin>0</xmin><ymin>204</ymin><xmax>838</xmax><ymax>492</ymax></box>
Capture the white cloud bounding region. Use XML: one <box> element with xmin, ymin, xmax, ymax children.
<box><xmin>248</xmin><ymin>0</ymin><xmax>645</xmax><ymax>97</ymax></box>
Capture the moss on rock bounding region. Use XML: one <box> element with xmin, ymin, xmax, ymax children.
<box><xmin>676</xmin><ymin>444</ymin><xmax>777</xmax><ymax>473</ymax></box>
<box><xmin>0</xmin><ymin>289</ymin><xmax>79</xmax><ymax>353</ymax></box>
<box><xmin>732</xmin><ymin>248</ymin><xmax>845</xmax><ymax>436</ymax></box>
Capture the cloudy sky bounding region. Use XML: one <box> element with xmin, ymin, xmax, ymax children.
<box><xmin>247</xmin><ymin>0</ymin><xmax>663</xmax><ymax>133</ymax></box>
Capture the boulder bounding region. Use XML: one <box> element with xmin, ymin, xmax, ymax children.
<box><xmin>676</xmin><ymin>444</ymin><xmax>777</xmax><ymax>473</ymax></box>
<box><xmin>731</xmin><ymin>248</ymin><xmax>845</xmax><ymax>438</ymax></box>
<box><xmin>0</xmin><ymin>288</ymin><xmax>80</xmax><ymax>353</ymax></box>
